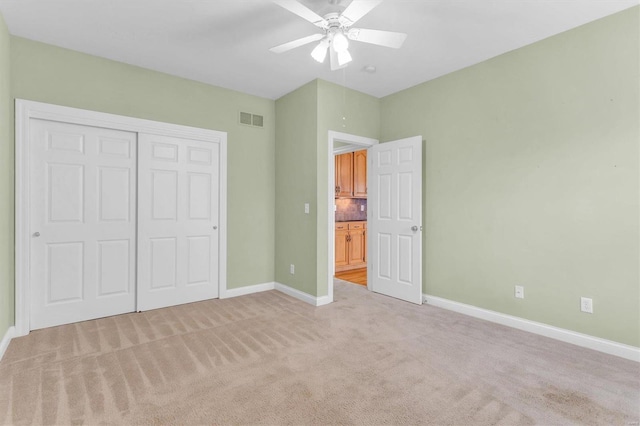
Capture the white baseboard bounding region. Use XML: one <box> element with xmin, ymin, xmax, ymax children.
<box><xmin>275</xmin><ymin>282</ymin><xmax>333</xmax><ymax>307</ymax></box>
<box><xmin>222</xmin><ymin>282</ymin><xmax>275</xmax><ymax>299</ymax></box>
<box><xmin>0</xmin><ymin>326</ymin><xmax>15</xmax><ymax>362</ymax></box>
<box><xmin>315</xmin><ymin>295</ymin><xmax>333</xmax><ymax>307</ymax></box>
<box><xmin>220</xmin><ymin>281</ymin><xmax>333</xmax><ymax>307</ymax></box>
<box><xmin>424</xmin><ymin>294</ymin><xmax>639</xmax><ymax>362</ymax></box>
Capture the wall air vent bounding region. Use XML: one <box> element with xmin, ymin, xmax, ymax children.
<box><xmin>239</xmin><ymin>111</ymin><xmax>264</xmax><ymax>128</ymax></box>
<box><xmin>239</xmin><ymin>112</ymin><xmax>252</xmax><ymax>125</ymax></box>
<box><xmin>252</xmin><ymin>114</ymin><xmax>264</xmax><ymax>127</ymax></box>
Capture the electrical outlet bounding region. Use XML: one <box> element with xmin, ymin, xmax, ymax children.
<box><xmin>290</xmin><ymin>264</ymin><xmax>295</xmax><ymax>275</ymax></box>
<box><xmin>515</xmin><ymin>285</ymin><xmax>524</xmax><ymax>299</ymax></box>
<box><xmin>360</xmin><ymin>205</ymin><xmax>365</xmax><ymax>212</ymax></box>
<box><xmin>581</xmin><ymin>297</ymin><xmax>593</xmax><ymax>313</ymax></box>
<box><xmin>304</xmin><ymin>203</ymin><xmax>310</xmax><ymax>214</ymax></box>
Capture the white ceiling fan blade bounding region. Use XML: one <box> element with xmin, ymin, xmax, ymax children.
<box><xmin>273</xmin><ymin>0</ymin><xmax>328</xmax><ymax>28</ymax></box>
<box><xmin>339</xmin><ymin>0</ymin><xmax>383</xmax><ymax>26</ymax></box>
<box><xmin>347</xmin><ymin>28</ymin><xmax>407</xmax><ymax>48</ymax></box>
<box><xmin>270</xmin><ymin>33</ymin><xmax>324</xmax><ymax>54</ymax></box>
<box><xmin>329</xmin><ymin>46</ymin><xmax>348</xmax><ymax>71</ymax></box>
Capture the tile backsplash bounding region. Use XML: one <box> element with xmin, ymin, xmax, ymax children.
<box><xmin>335</xmin><ymin>198</ymin><xmax>367</xmax><ymax>222</ymax></box>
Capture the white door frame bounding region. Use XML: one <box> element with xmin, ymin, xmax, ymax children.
<box><xmin>327</xmin><ymin>130</ymin><xmax>378</xmax><ymax>302</ymax></box>
<box><xmin>15</xmin><ymin>99</ymin><xmax>227</xmax><ymax>336</ymax></box>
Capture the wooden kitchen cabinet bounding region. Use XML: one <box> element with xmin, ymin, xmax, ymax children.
<box><xmin>348</xmin><ymin>227</ymin><xmax>366</xmax><ymax>267</ymax></box>
<box><xmin>335</xmin><ymin>221</ymin><xmax>367</xmax><ymax>272</ymax></box>
<box><xmin>335</xmin><ymin>152</ymin><xmax>353</xmax><ymax>198</ymax></box>
<box><xmin>353</xmin><ymin>150</ymin><xmax>367</xmax><ymax>198</ymax></box>
<box><xmin>364</xmin><ymin>222</ymin><xmax>367</xmax><ymax>263</ymax></box>
<box><xmin>335</xmin><ymin>150</ymin><xmax>367</xmax><ymax>198</ymax></box>
<box><xmin>335</xmin><ymin>224</ymin><xmax>350</xmax><ymax>269</ymax></box>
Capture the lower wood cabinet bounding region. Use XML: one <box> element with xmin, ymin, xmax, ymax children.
<box><xmin>335</xmin><ymin>225</ymin><xmax>350</xmax><ymax>269</ymax></box>
<box><xmin>335</xmin><ymin>221</ymin><xmax>367</xmax><ymax>272</ymax></box>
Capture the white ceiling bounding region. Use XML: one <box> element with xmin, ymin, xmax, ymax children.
<box><xmin>0</xmin><ymin>0</ymin><xmax>637</xmax><ymax>100</ymax></box>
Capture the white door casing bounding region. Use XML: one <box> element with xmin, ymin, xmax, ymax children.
<box><xmin>137</xmin><ymin>133</ymin><xmax>221</xmax><ymax>311</ymax></box>
<box><xmin>29</xmin><ymin>119</ymin><xmax>137</xmax><ymax>329</ymax></box>
<box><xmin>369</xmin><ymin>136</ymin><xmax>423</xmax><ymax>304</ymax></box>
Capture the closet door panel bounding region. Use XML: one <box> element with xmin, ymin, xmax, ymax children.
<box><xmin>29</xmin><ymin>119</ymin><xmax>137</xmax><ymax>330</ymax></box>
<box><xmin>137</xmin><ymin>134</ymin><xmax>220</xmax><ymax>311</ymax></box>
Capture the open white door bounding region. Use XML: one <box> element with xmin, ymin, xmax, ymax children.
<box><xmin>369</xmin><ymin>136</ymin><xmax>422</xmax><ymax>304</ymax></box>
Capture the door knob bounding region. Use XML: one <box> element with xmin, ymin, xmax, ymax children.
<box><xmin>411</xmin><ymin>226</ymin><xmax>420</xmax><ymax>232</ymax></box>
<box><xmin>33</xmin><ymin>232</ymin><xmax>40</xmax><ymax>237</ymax></box>
<box><xmin>213</xmin><ymin>226</ymin><xmax>218</xmax><ymax>230</ymax></box>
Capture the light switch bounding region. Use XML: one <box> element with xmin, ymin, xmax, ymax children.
<box><xmin>361</xmin><ymin>205</ymin><xmax>365</xmax><ymax>212</ymax></box>
<box><xmin>304</xmin><ymin>203</ymin><xmax>310</xmax><ymax>214</ymax></box>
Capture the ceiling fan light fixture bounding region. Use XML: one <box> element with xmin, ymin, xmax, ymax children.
<box><xmin>337</xmin><ymin>49</ymin><xmax>352</xmax><ymax>66</ymax></box>
<box><xmin>271</xmin><ymin>0</ymin><xmax>408</xmax><ymax>71</ymax></box>
<box><xmin>332</xmin><ymin>31</ymin><xmax>349</xmax><ymax>53</ymax></box>
<box><xmin>311</xmin><ymin>40</ymin><xmax>328</xmax><ymax>63</ymax></box>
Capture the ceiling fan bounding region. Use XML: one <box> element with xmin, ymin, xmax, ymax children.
<box><xmin>270</xmin><ymin>0</ymin><xmax>407</xmax><ymax>70</ymax></box>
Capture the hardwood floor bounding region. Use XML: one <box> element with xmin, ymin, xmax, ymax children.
<box><xmin>335</xmin><ymin>267</ymin><xmax>367</xmax><ymax>286</ymax></box>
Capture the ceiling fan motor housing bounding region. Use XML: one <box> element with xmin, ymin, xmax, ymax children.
<box><xmin>323</xmin><ymin>13</ymin><xmax>349</xmax><ymax>49</ymax></box>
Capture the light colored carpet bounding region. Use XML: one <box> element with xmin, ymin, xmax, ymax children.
<box><xmin>0</xmin><ymin>280</ymin><xmax>638</xmax><ymax>425</ymax></box>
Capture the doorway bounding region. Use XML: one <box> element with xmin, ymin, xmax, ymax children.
<box><xmin>334</xmin><ymin>150</ymin><xmax>368</xmax><ymax>287</ymax></box>
<box><xmin>327</xmin><ymin>131</ymin><xmax>377</xmax><ymax>301</ymax></box>
<box><xmin>327</xmin><ymin>131</ymin><xmax>424</xmax><ymax>305</ymax></box>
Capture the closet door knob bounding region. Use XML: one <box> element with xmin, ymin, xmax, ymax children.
<box><xmin>33</xmin><ymin>232</ymin><xmax>41</xmax><ymax>237</ymax></box>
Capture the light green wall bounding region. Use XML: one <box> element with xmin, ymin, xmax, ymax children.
<box><xmin>316</xmin><ymin>80</ymin><xmax>379</xmax><ymax>296</ymax></box>
<box><xmin>274</xmin><ymin>79</ymin><xmax>379</xmax><ymax>297</ymax></box>
<box><xmin>10</xmin><ymin>37</ymin><xmax>276</xmax><ymax>290</ymax></box>
<box><xmin>380</xmin><ymin>7</ymin><xmax>639</xmax><ymax>346</ymax></box>
<box><xmin>317</xmin><ymin>79</ymin><xmax>381</xmax><ymax>142</ymax></box>
<box><xmin>0</xmin><ymin>13</ymin><xmax>12</xmax><ymax>338</ymax></box>
<box><xmin>274</xmin><ymin>81</ymin><xmax>318</xmax><ymax>294</ymax></box>
<box><xmin>2</xmin><ymin>8</ymin><xmax>636</xmax><ymax>349</ymax></box>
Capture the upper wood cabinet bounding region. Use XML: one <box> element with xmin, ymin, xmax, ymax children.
<box><xmin>335</xmin><ymin>152</ymin><xmax>353</xmax><ymax>198</ymax></box>
<box><xmin>335</xmin><ymin>149</ymin><xmax>367</xmax><ymax>198</ymax></box>
<box><xmin>353</xmin><ymin>150</ymin><xmax>367</xmax><ymax>198</ymax></box>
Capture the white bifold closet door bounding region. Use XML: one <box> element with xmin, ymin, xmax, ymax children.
<box><xmin>137</xmin><ymin>134</ymin><xmax>220</xmax><ymax>311</ymax></box>
<box><xmin>29</xmin><ymin>119</ymin><xmax>137</xmax><ymax>330</ymax></box>
<box><xmin>29</xmin><ymin>118</ymin><xmax>222</xmax><ymax>330</ymax></box>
